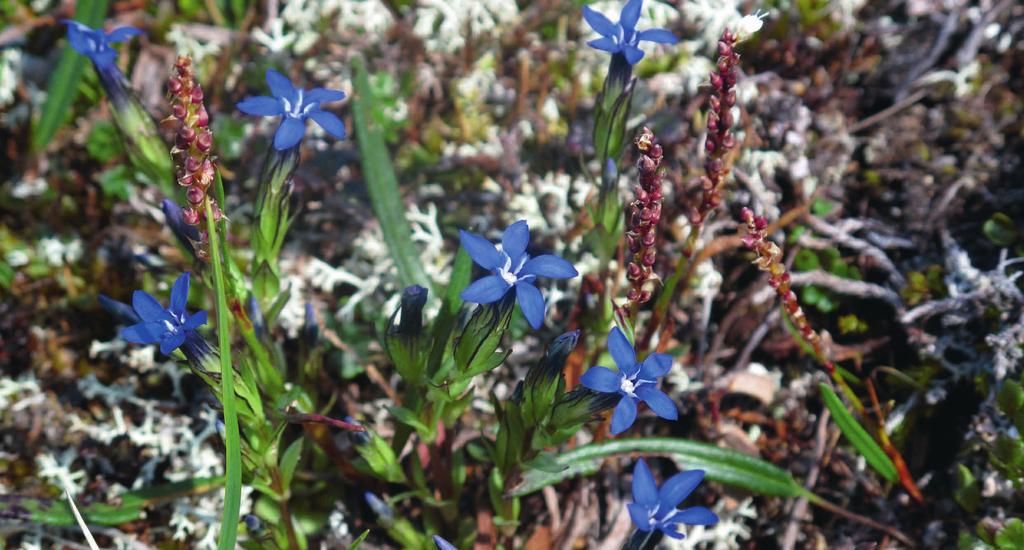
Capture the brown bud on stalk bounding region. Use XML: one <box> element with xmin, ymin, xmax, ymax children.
<box><xmin>739</xmin><ymin>207</ymin><xmax>835</xmax><ymax>374</ymax></box>
<box><xmin>626</xmin><ymin>127</ymin><xmax>665</xmax><ymax>304</ymax></box>
<box><xmin>682</xmin><ymin>28</ymin><xmax>742</xmax><ymax>258</ymax></box>
<box><xmin>167</xmin><ymin>55</ymin><xmax>221</xmax><ymax>259</ymax></box>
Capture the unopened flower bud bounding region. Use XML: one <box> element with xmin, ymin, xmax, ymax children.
<box><xmin>186</xmin><ymin>185</ymin><xmax>205</xmax><ymax>205</ymax></box>
<box><xmin>196</xmin><ymin>131</ymin><xmax>213</xmax><ymax>152</ymax></box>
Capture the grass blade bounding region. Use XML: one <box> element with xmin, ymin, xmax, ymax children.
<box><xmin>32</xmin><ymin>0</ymin><xmax>110</xmax><ymax>151</ymax></box>
<box><xmin>351</xmin><ymin>55</ymin><xmax>431</xmax><ymax>291</ymax></box>
<box><xmin>206</xmin><ymin>202</ymin><xmax>242</xmax><ymax>550</ymax></box>
<box><xmin>819</xmin><ymin>382</ymin><xmax>898</xmax><ymax>482</ymax></box>
<box><xmin>510</xmin><ymin>437</ymin><xmax>810</xmax><ymax>498</ymax></box>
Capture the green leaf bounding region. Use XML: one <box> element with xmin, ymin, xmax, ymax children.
<box><xmin>85</xmin><ymin>121</ymin><xmax>124</xmax><ymax>162</ymax></box>
<box><xmin>280</xmin><ymin>438</ymin><xmax>303</xmax><ymax>489</ymax></box>
<box><xmin>811</xmin><ymin>198</ymin><xmax>837</xmax><ymax>217</ymax></box>
<box><xmin>510</xmin><ymin>437</ymin><xmax>810</xmax><ymax>498</ymax></box>
<box><xmin>347</xmin><ymin>529</ymin><xmax>370</xmax><ymax>550</ymax></box>
<box><xmin>426</xmin><ymin>248</ymin><xmax>471</xmax><ymax>378</ymax></box>
<box><xmin>356</xmin><ymin>432</ymin><xmax>407</xmax><ymax>483</ymax></box>
<box><xmin>793</xmin><ymin>249</ymin><xmax>820</xmax><ymax>271</ymax></box>
<box><xmin>818</xmin><ymin>383</ymin><xmax>898</xmax><ymax>482</ymax></box>
<box><xmin>998</xmin><ymin>519</ymin><xmax>1024</xmax><ymax>550</ymax></box>
<box><xmin>996</xmin><ymin>379</ymin><xmax>1023</xmax><ymax>417</ymax></box>
<box><xmin>983</xmin><ymin>213</ymin><xmax>1018</xmax><ymax>247</ymax></box>
<box><xmin>351</xmin><ymin>56</ymin><xmax>431</xmax><ymax>291</ymax></box>
<box><xmin>390</xmin><ymin>406</ymin><xmax>431</xmax><ymax>435</ymax></box>
<box><xmin>4</xmin><ymin>477</ymin><xmax>222</xmax><ymax>526</ymax></box>
<box><xmin>98</xmin><ymin>165</ymin><xmax>133</xmax><ymax>200</ymax></box>
<box><xmin>32</xmin><ymin>0</ymin><xmax>111</xmax><ymax>151</ymax></box>
<box><xmin>954</xmin><ymin>464</ymin><xmax>980</xmax><ymax>514</ymax></box>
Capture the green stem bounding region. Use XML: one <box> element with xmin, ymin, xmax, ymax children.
<box><xmin>206</xmin><ymin>200</ymin><xmax>242</xmax><ymax>550</ymax></box>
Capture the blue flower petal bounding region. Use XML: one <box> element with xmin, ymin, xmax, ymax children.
<box><xmin>515</xmin><ymin>280</ymin><xmax>545</xmax><ymax>329</ymax></box>
<box><xmin>266</xmin><ymin>69</ymin><xmax>297</xmax><ymax>101</ymax></box>
<box><xmin>659</xmin><ymin>526</ymin><xmax>686</xmax><ymax>539</ymax></box>
<box><xmin>639</xmin><ymin>352</ymin><xmax>672</xmax><ymax>379</ymax></box>
<box><xmin>672</xmin><ymin>506</ymin><xmax>719</xmax><ymax>526</ymax></box>
<box><xmin>99</xmin><ymin>294</ymin><xmax>142</xmax><ymax>324</ymax></box>
<box><xmin>627</xmin><ymin>502</ymin><xmax>652</xmax><ymax>531</ymax></box>
<box><xmin>501</xmin><ymin>220</ymin><xmax>530</xmax><ymax>264</ymax></box>
<box><xmin>637</xmin><ymin>385</ymin><xmax>677</xmax><ymax>420</ymax></box>
<box><xmin>160</xmin><ymin>331</ymin><xmax>187</xmax><ymax>355</ymax></box>
<box><xmin>460</xmin><ymin>275</ymin><xmax>509</xmax><ymax>304</ymax></box>
<box><xmin>184</xmin><ymin>310</ymin><xmax>208</xmax><ymax>330</ymax></box>
<box><xmin>519</xmin><ymin>255</ymin><xmax>577</xmax><ymax>279</ymax></box>
<box><xmin>237</xmin><ymin>96</ymin><xmax>283</xmax><ymax>116</ymax></box>
<box><xmin>306</xmin><ymin>88</ymin><xmax>346</xmax><ymax>104</ymax></box>
<box><xmin>106</xmin><ymin>27</ymin><xmax>143</xmax><ymax>42</ymax></box>
<box><xmin>580</xmin><ymin>366</ymin><xmax>621</xmax><ymax>393</ymax></box>
<box><xmin>657</xmin><ymin>470</ymin><xmax>704</xmax><ymax>512</ymax></box>
<box><xmin>64</xmin><ymin>21</ymin><xmax>98</xmax><ymax>56</ymax></box>
<box><xmin>459</xmin><ymin>230</ymin><xmax>503</xmax><ymax>270</ymax></box>
<box><xmin>273</xmin><ymin>117</ymin><xmax>306</xmax><ymax>150</ymax></box>
<box><xmin>169</xmin><ymin>272</ymin><xmax>190</xmax><ymax>318</ymax></box>
<box><xmin>121</xmin><ymin>321</ymin><xmax>164</xmax><ymax>344</ymax></box>
<box><xmin>432</xmin><ymin>535</ymin><xmax>458</xmax><ymax>550</ymax></box>
<box><xmin>91</xmin><ymin>49</ymin><xmax>117</xmax><ymax>68</ymax></box>
<box><xmin>607</xmin><ymin>327</ymin><xmax>637</xmax><ymax>373</ymax></box>
<box><xmin>631</xmin><ymin>458</ymin><xmax>658</xmax><ymax>507</ymax></box>
<box><xmin>587</xmin><ymin>36</ymin><xmax>621</xmax><ymax>53</ymax></box>
<box><xmin>610</xmin><ymin>395</ymin><xmax>638</xmax><ymax>434</ymax></box>
<box><xmin>582</xmin><ymin>5</ymin><xmax>616</xmax><ymax>36</ymax></box>
<box><xmin>309</xmin><ymin>110</ymin><xmax>347</xmax><ymax>139</ymax></box>
<box><xmin>619</xmin><ymin>0</ymin><xmax>643</xmax><ymax>31</ymax></box>
<box><xmin>637</xmin><ymin>28</ymin><xmax>677</xmax><ymax>45</ymax></box>
<box><xmin>623</xmin><ymin>45</ymin><xmax>645</xmax><ymax>65</ymax></box>
<box><xmin>132</xmin><ymin>290</ymin><xmax>172</xmax><ymax>323</ymax></box>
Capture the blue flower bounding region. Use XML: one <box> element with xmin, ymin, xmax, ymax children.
<box><xmin>432</xmin><ymin>535</ymin><xmax>458</xmax><ymax>550</ymax></box>
<box><xmin>237</xmin><ymin>69</ymin><xmax>347</xmax><ymax>151</ymax></box>
<box><xmin>459</xmin><ymin>220</ymin><xmax>578</xmax><ymax>330</ymax></box>
<box><xmin>582</xmin><ymin>0</ymin><xmax>677</xmax><ymax>65</ymax></box>
<box><xmin>628</xmin><ymin>458</ymin><xmax>718</xmax><ymax>538</ymax></box>
<box><xmin>579</xmin><ymin>327</ymin><xmax>676</xmax><ymax>434</ymax></box>
<box><xmin>121</xmin><ymin>272</ymin><xmax>208</xmax><ymax>355</ymax></box>
<box><xmin>63</xmin><ymin>20</ymin><xmax>143</xmax><ymax>68</ymax></box>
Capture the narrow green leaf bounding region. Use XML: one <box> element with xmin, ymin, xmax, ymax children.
<box><xmin>32</xmin><ymin>0</ymin><xmax>111</xmax><ymax>151</ymax></box>
<box><xmin>818</xmin><ymin>383</ymin><xmax>898</xmax><ymax>482</ymax></box>
<box><xmin>347</xmin><ymin>529</ymin><xmax>371</xmax><ymax>550</ymax></box>
<box><xmin>4</xmin><ymin>477</ymin><xmax>223</xmax><ymax>526</ymax></box>
<box><xmin>351</xmin><ymin>56</ymin><xmax>431</xmax><ymax>291</ymax></box>
<box><xmin>280</xmin><ymin>438</ymin><xmax>303</xmax><ymax>488</ymax></box>
<box><xmin>427</xmin><ymin>248</ymin><xmax>471</xmax><ymax>378</ymax></box>
<box><xmin>206</xmin><ymin>201</ymin><xmax>242</xmax><ymax>550</ymax></box>
<box><xmin>510</xmin><ymin>437</ymin><xmax>810</xmax><ymax>498</ymax></box>
<box><xmin>390</xmin><ymin>405</ymin><xmax>431</xmax><ymax>435</ymax></box>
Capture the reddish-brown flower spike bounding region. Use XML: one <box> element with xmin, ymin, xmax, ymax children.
<box><xmin>739</xmin><ymin>208</ymin><xmax>835</xmax><ymax>374</ymax></box>
<box><xmin>626</xmin><ymin>127</ymin><xmax>666</xmax><ymax>306</ymax></box>
<box><xmin>168</xmin><ymin>54</ymin><xmax>220</xmax><ymax>260</ymax></box>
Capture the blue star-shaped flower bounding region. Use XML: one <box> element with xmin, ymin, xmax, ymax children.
<box><xmin>121</xmin><ymin>272</ymin><xmax>208</xmax><ymax>355</ymax></box>
<box><xmin>63</xmin><ymin>20</ymin><xmax>143</xmax><ymax>68</ymax></box>
<box><xmin>236</xmin><ymin>69</ymin><xmax>347</xmax><ymax>151</ymax></box>
<box><xmin>459</xmin><ymin>220</ymin><xmax>578</xmax><ymax>330</ymax></box>
<box><xmin>628</xmin><ymin>458</ymin><xmax>718</xmax><ymax>538</ymax></box>
<box><xmin>579</xmin><ymin>327</ymin><xmax>677</xmax><ymax>434</ymax></box>
<box><xmin>582</xmin><ymin>0</ymin><xmax>677</xmax><ymax>65</ymax></box>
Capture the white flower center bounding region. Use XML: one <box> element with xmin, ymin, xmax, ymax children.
<box><xmin>620</xmin><ymin>376</ymin><xmax>637</xmax><ymax>397</ymax></box>
<box><xmin>495</xmin><ymin>252</ymin><xmax>529</xmax><ymax>286</ymax></box>
<box><xmin>280</xmin><ymin>90</ymin><xmax>309</xmax><ymax>119</ymax></box>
